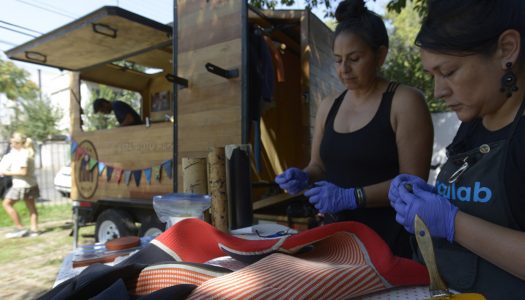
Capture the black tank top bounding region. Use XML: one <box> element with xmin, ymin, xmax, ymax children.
<box><xmin>320</xmin><ymin>82</ymin><xmax>399</xmax><ymax>188</ymax></box>
<box><xmin>319</xmin><ymin>82</ymin><xmax>410</xmax><ymax>258</ymax></box>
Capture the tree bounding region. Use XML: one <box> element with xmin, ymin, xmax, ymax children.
<box><xmin>249</xmin><ymin>0</ymin><xmax>423</xmax><ymax>17</ymax></box>
<box><xmin>382</xmin><ymin>1</ymin><xmax>446</xmax><ymax>112</ymax></box>
<box><xmin>0</xmin><ymin>58</ymin><xmax>38</xmax><ymax>100</ymax></box>
<box><xmin>9</xmin><ymin>96</ymin><xmax>63</xmax><ymax>141</ymax></box>
<box><xmin>0</xmin><ymin>57</ymin><xmax>63</xmax><ymax>140</ymax></box>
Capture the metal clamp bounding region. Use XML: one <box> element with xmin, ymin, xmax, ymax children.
<box><xmin>205</xmin><ymin>63</ymin><xmax>239</xmax><ymax>79</ymax></box>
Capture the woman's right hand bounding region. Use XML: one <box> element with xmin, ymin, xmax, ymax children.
<box><xmin>275</xmin><ymin>168</ymin><xmax>309</xmax><ymax>195</ymax></box>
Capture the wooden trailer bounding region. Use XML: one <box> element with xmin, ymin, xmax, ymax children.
<box><xmin>6</xmin><ymin>0</ymin><xmax>343</xmax><ymax>242</ymax></box>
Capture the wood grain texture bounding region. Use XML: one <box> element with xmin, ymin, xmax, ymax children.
<box><xmin>207</xmin><ymin>147</ymin><xmax>228</xmax><ymax>232</ymax></box>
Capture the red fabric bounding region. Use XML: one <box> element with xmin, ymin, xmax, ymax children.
<box><xmin>154</xmin><ymin>219</ymin><xmax>429</xmax><ymax>287</ymax></box>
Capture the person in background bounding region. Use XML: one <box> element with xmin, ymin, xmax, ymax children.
<box><xmin>275</xmin><ymin>0</ymin><xmax>433</xmax><ymax>258</ymax></box>
<box><xmin>93</xmin><ymin>98</ymin><xmax>143</xmax><ymax>126</ymax></box>
<box><xmin>1</xmin><ymin>133</ymin><xmax>40</xmax><ymax>238</ymax></box>
<box><xmin>389</xmin><ymin>0</ymin><xmax>525</xmax><ymax>298</ymax></box>
<box><xmin>0</xmin><ymin>143</ymin><xmax>12</xmax><ymax>198</ymax></box>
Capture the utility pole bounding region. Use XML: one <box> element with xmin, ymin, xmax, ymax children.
<box><xmin>38</xmin><ymin>69</ymin><xmax>42</xmax><ymax>100</ymax></box>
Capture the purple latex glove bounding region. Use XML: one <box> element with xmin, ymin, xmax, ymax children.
<box><xmin>392</xmin><ymin>183</ymin><xmax>459</xmax><ymax>242</ymax></box>
<box><xmin>304</xmin><ymin>181</ymin><xmax>357</xmax><ymax>213</ymax></box>
<box><xmin>275</xmin><ymin>167</ymin><xmax>309</xmax><ymax>195</ymax></box>
<box><xmin>388</xmin><ymin>174</ymin><xmax>434</xmax><ymax>206</ymax></box>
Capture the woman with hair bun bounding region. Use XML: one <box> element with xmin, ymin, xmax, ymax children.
<box><xmin>389</xmin><ymin>0</ymin><xmax>525</xmax><ymax>297</ymax></box>
<box><xmin>0</xmin><ymin>132</ymin><xmax>40</xmax><ymax>238</ymax></box>
<box><xmin>275</xmin><ymin>0</ymin><xmax>433</xmax><ymax>258</ymax></box>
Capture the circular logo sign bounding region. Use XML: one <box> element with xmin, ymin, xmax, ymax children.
<box><xmin>74</xmin><ymin>140</ymin><xmax>99</xmax><ymax>199</ymax></box>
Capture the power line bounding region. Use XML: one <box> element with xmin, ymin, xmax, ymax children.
<box><xmin>0</xmin><ymin>39</ymin><xmax>17</xmax><ymax>46</ymax></box>
<box><xmin>25</xmin><ymin>0</ymin><xmax>78</xmax><ymax>19</ymax></box>
<box><xmin>0</xmin><ymin>20</ymin><xmax>43</xmax><ymax>35</ymax></box>
<box><xmin>15</xmin><ymin>0</ymin><xmax>76</xmax><ymax>19</ymax></box>
<box><xmin>0</xmin><ymin>24</ymin><xmax>37</xmax><ymax>38</ymax></box>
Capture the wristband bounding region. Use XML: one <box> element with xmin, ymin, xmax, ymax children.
<box><xmin>355</xmin><ymin>187</ymin><xmax>367</xmax><ymax>208</ymax></box>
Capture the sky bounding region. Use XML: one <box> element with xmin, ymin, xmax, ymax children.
<box><xmin>0</xmin><ymin>0</ymin><xmax>387</xmax><ymax>77</ymax></box>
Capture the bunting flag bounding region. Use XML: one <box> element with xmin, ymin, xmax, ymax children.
<box><xmin>75</xmin><ymin>150</ymin><xmax>84</xmax><ymax>161</ymax></box>
<box><xmin>88</xmin><ymin>158</ymin><xmax>98</xmax><ymax>171</ymax></box>
<box><xmin>163</xmin><ymin>160</ymin><xmax>173</xmax><ymax>179</ymax></box>
<box><xmin>144</xmin><ymin>168</ymin><xmax>152</xmax><ymax>185</ymax></box>
<box><xmin>124</xmin><ymin>170</ymin><xmax>132</xmax><ymax>185</ymax></box>
<box><xmin>98</xmin><ymin>162</ymin><xmax>106</xmax><ymax>176</ymax></box>
<box><xmin>106</xmin><ymin>166</ymin><xmax>114</xmax><ymax>182</ymax></box>
<box><xmin>115</xmin><ymin>168</ymin><xmax>123</xmax><ymax>184</ymax></box>
<box><xmin>133</xmin><ymin>170</ymin><xmax>142</xmax><ymax>187</ymax></box>
<box><xmin>152</xmin><ymin>166</ymin><xmax>161</xmax><ymax>183</ymax></box>
<box><xmin>71</xmin><ymin>141</ymin><xmax>78</xmax><ymax>154</ymax></box>
<box><xmin>71</xmin><ymin>138</ymin><xmax>174</xmax><ymax>187</ymax></box>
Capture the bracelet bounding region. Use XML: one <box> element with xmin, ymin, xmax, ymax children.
<box><xmin>354</xmin><ymin>187</ymin><xmax>367</xmax><ymax>208</ymax></box>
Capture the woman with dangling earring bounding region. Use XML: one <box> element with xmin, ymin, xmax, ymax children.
<box><xmin>388</xmin><ymin>0</ymin><xmax>525</xmax><ymax>298</ymax></box>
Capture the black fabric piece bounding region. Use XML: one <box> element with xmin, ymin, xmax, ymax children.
<box><xmin>135</xmin><ymin>284</ymin><xmax>197</xmax><ymax>300</ymax></box>
<box><xmin>118</xmin><ymin>243</ymin><xmax>177</xmax><ymax>266</ymax></box>
<box><xmin>447</xmin><ymin>116</ymin><xmax>525</xmax><ymax>230</ymax></box>
<box><xmin>37</xmin><ymin>263</ymin><xmax>147</xmax><ymax>300</ymax></box>
<box><xmin>0</xmin><ymin>175</ymin><xmax>12</xmax><ymax>198</ymax></box>
<box><xmin>88</xmin><ymin>279</ymin><xmax>131</xmax><ymax>300</ymax></box>
<box><xmin>319</xmin><ymin>82</ymin><xmax>411</xmax><ymax>258</ymax></box>
<box><xmin>248</xmin><ymin>28</ymin><xmax>275</xmax><ymax>173</ymax></box>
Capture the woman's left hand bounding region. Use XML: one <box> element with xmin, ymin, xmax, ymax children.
<box><xmin>391</xmin><ymin>182</ymin><xmax>459</xmax><ymax>242</ymax></box>
<box><xmin>304</xmin><ymin>181</ymin><xmax>357</xmax><ymax>213</ymax></box>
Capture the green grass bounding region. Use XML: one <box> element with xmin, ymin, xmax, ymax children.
<box><xmin>0</xmin><ymin>202</ymin><xmax>72</xmax><ymax>228</ymax></box>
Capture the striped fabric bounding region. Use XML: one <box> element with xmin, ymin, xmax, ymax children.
<box><xmin>128</xmin><ymin>263</ymin><xmax>231</xmax><ymax>296</ymax></box>
<box><xmin>188</xmin><ymin>232</ymin><xmax>390</xmax><ymax>300</ymax></box>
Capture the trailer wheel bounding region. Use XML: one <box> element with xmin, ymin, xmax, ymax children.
<box><xmin>139</xmin><ymin>216</ymin><xmax>165</xmax><ymax>238</ymax></box>
<box><xmin>95</xmin><ymin>209</ymin><xmax>137</xmax><ymax>243</ymax></box>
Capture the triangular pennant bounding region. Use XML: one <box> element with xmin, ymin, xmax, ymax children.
<box><xmin>152</xmin><ymin>166</ymin><xmax>161</xmax><ymax>182</ymax></box>
<box><xmin>106</xmin><ymin>166</ymin><xmax>114</xmax><ymax>182</ymax></box>
<box><xmin>75</xmin><ymin>150</ymin><xmax>83</xmax><ymax>161</ymax></box>
<box><xmin>123</xmin><ymin>170</ymin><xmax>132</xmax><ymax>185</ymax></box>
<box><xmin>98</xmin><ymin>162</ymin><xmax>106</xmax><ymax>176</ymax></box>
<box><xmin>163</xmin><ymin>160</ymin><xmax>173</xmax><ymax>179</ymax></box>
<box><xmin>71</xmin><ymin>141</ymin><xmax>78</xmax><ymax>154</ymax></box>
<box><xmin>88</xmin><ymin>158</ymin><xmax>98</xmax><ymax>171</ymax></box>
<box><xmin>115</xmin><ymin>168</ymin><xmax>123</xmax><ymax>184</ymax></box>
<box><xmin>144</xmin><ymin>168</ymin><xmax>152</xmax><ymax>185</ymax></box>
<box><xmin>133</xmin><ymin>170</ymin><xmax>142</xmax><ymax>187</ymax></box>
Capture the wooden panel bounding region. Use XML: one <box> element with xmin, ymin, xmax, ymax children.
<box><xmin>178</xmin><ymin>1</ymin><xmax>242</xmax><ymax>52</ymax></box>
<box><xmin>176</xmin><ymin>0</ymin><xmax>243</xmax><ymax>191</ymax></box>
<box><xmin>71</xmin><ymin>122</ymin><xmax>174</xmax><ymax>202</ymax></box>
<box><xmin>7</xmin><ymin>7</ymin><xmax>171</xmax><ymax>71</ymax></box>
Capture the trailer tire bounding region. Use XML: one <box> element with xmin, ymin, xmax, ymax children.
<box><xmin>95</xmin><ymin>209</ymin><xmax>137</xmax><ymax>243</ymax></box>
<box><xmin>139</xmin><ymin>216</ymin><xmax>165</xmax><ymax>238</ymax></box>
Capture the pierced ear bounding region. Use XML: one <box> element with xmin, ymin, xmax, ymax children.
<box><xmin>498</xmin><ymin>29</ymin><xmax>521</xmax><ymax>68</ymax></box>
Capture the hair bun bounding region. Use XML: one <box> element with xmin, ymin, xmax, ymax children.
<box><xmin>335</xmin><ymin>0</ymin><xmax>367</xmax><ymax>22</ymax></box>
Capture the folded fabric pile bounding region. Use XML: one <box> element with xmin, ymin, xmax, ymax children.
<box><xmin>39</xmin><ymin>219</ymin><xmax>429</xmax><ymax>299</ymax></box>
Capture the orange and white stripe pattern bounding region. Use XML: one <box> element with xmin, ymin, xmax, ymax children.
<box><xmin>188</xmin><ymin>232</ymin><xmax>390</xmax><ymax>299</ymax></box>
<box><xmin>129</xmin><ymin>263</ymin><xmax>231</xmax><ymax>296</ymax></box>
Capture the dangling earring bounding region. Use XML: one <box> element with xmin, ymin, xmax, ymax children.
<box><xmin>500</xmin><ymin>62</ymin><xmax>519</xmax><ymax>98</ymax></box>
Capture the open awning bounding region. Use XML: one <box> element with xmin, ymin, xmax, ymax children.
<box><xmin>5</xmin><ymin>6</ymin><xmax>172</xmax><ymax>71</ymax></box>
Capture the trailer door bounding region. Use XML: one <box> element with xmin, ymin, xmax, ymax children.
<box><xmin>175</xmin><ymin>1</ymin><xmax>248</xmax><ymax>190</ymax></box>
